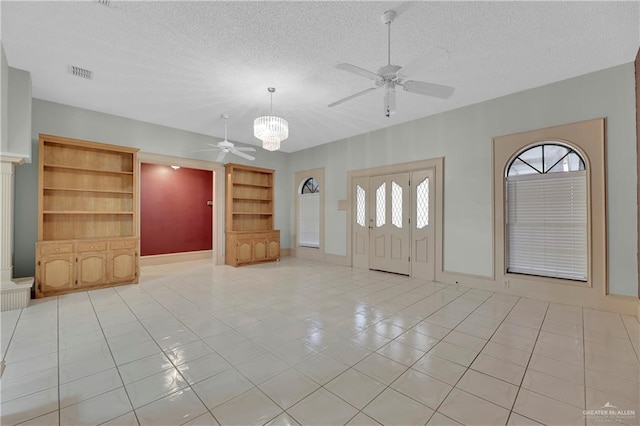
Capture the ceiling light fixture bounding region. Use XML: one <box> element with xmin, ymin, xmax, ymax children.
<box><xmin>254</xmin><ymin>87</ymin><xmax>288</xmax><ymax>151</ymax></box>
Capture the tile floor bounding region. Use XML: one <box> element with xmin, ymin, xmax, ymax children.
<box><xmin>1</xmin><ymin>258</ymin><xmax>638</xmax><ymax>426</ymax></box>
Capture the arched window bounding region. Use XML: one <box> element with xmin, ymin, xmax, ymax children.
<box><xmin>506</xmin><ymin>142</ymin><xmax>587</xmax><ymax>281</ymax></box>
<box><xmin>301</xmin><ymin>178</ymin><xmax>319</xmax><ymax>194</ymax></box>
<box><xmin>299</xmin><ymin>177</ymin><xmax>320</xmax><ymax>248</ymax></box>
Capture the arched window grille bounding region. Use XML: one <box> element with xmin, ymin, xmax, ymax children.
<box><xmin>301</xmin><ymin>178</ymin><xmax>319</xmax><ymax>194</ymax></box>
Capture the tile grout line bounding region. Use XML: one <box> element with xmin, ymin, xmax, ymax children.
<box><xmin>504</xmin><ymin>301</ymin><xmax>551</xmax><ymax>426</ymax></box>
<box><xmin>110</xmin><ymin>284</ymin><xmax>222</xmax><ymax>425</ymax></box>
<box><xmin>86</xmin><ymin>290</ymin><xmax>142</xmax><ymax>426</ymax></box>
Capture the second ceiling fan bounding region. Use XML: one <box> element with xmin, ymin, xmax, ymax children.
<box><xmin>329</xmin><ymin>4</ymin><xmax>455</xmax><ymax>117</ymax></box>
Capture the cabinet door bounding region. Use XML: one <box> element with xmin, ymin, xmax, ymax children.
<box><xmin>38</xmin><ymin>254</ymin><xmax>75</xmax><ymax>296</ymax></box>
<box><xmin>267</xmin><ymin>239</ymin><xmax>280</xmax><ymax>260</ymax></box>
<box><xmin>77</xmin><ymin>252</ymin><xmax>108</xmax><ymax>288</ymax></box>
<box><xmin>253</xmin><ymin>239</ymin><xmax>267</xmax><ymax>261</ymax></box>
<box><xmin>236</xmin><ymin>240</ymin><xmax>252</xmax><ymax>264</ymax></box>
<box><xmin>109</xmin><ymin>250</ymin><xmax>137</xmax><ymax>284</ymax></box>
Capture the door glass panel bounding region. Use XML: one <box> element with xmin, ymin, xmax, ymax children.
<box><xmin>416</xmin><ymin>178</ymin><xmax>429</xmax><ymax>229</ymax></box>
<box><xmin>356</xmin><ymin>185</ymin><xmax>366</xmax><ymax>227</ymax></box>
<box><xmin>376</xmin><ymin>182</ymin><xmax>386</xmax><ymax>227</ymax></box>
<box><xmin>391</xmin><ymin>181</ymin><xmax>403</xmax><ymax>228</ymax></box>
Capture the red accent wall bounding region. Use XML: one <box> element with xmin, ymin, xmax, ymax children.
<box><xmin>141</xmin><ymin>164</ymin><xmax>213</xmax><ymax>256</ymax></box>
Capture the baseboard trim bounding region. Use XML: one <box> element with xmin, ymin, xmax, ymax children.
<box><xmin>636</xmin><ymin>298</ymin><xmax>640</xmax><ymax>322</ymax></box>
<box><xmin>140</xmin><ymin>250</ymin><xmax>213</xmax><ymax>266</ymax></box>
<box><xmin>281</xmin><ymin>248</ymin><xmax>292</xmax><ymax>257</ymax></box>
<box><xmin>437</xmin><ymin>270</ymin><xmax>637</xmax><ymax>315</ymax></box>
<box><xmin>324</xmin><ymin>254</ymin><xmax>349</xmax><ymax>266</ymax></box>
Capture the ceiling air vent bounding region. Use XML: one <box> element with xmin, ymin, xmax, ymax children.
<box><xmin>96</xmin><ymin>0</ymin><xmax>111</xmax><ymax>7</ymax></box>
<box><xmin>69</xmin><ymin>65</ymin><xmax>93</xmax><ymax>80</ymax></box>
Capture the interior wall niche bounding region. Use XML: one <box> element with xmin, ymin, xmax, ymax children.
<box><xmin>140</xmin><ymin>163</ymin><xmax>212</xmax><ymax>256</ymax></box>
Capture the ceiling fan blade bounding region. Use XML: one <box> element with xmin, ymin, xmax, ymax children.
<box><xmin>191</xmin><ymin>147</ymin><xmax>221</xmax><ymax>153</ymax></box>
<box><xmin>216</xmin><ymin>150</ymin><xmax>227</xmax><ymax>163</ymax></box>
<box><xmin>402</xmin><ymin>80</ymin><xmax>455</xmax><ymax>99</ymax></box>
<box><xmin>231</xmin><ymin>150</ymin><xmax>255</xmax><ymax>161</ymax></box>
<box><xmin>336</xmin><ymin>63</ymin><xmax>380</xmax><ymax>81</ymax></box>
<box><xmin>328</xmin><ymin>87</ymin><xmax>379</xmax><ymax>108</ymax></box>
<box><xmin>390</xmin><ymin>1</ymin><xmax>415</xmax><ymax>18</ymax></box>
<box><xmin>233</xmin><ymin>147</ymin><xmax>257</xmax><ymax>152</ymax></box>
<box><xmin>398</xmin><ymin>47</ymin><xmax>450</xmax><ymax>78</ymax></box>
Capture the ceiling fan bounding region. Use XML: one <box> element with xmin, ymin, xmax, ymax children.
<box><xmin>192</xmin><ymin>114</ymin><xmax>256</xmax><ymax>162</ymax></box>
<box><xmin>329</xmin><ymin>4</ymin><xmax>455</xmax><ymax>117</ymax></box>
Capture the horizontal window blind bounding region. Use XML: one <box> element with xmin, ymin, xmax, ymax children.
<box><xmin>506</xmin><ymin>171</ymin><xmax>587</xmax><ymax>281</ymax></box>
<box><xmin>299</xmin><ymin>193</ymin><xmax>320</xmax><ymax>248</ymax></box>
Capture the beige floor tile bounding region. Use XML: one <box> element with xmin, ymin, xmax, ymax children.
<box><xmin>376</xmin><ymin>340</ymin><xmax>426</xmax><ymax>366</ymax></box>
<box><xmin>427</xmin><ymin>412</ymin><xmax>463</xmax><ymax>425</ymax></box>
<box><xmin>135</xmin><ymin>388</ymin><xmax>207</xmax><ymax>426</ymax></box>
<box><xmin>413</xmin><ymin>354</ymin><xmax>467</xmax><ymax>386</ymax></box>
<box><xmin>258</xmin><ymin>368</ymin><xmax>319</xmax><ymax>409</ymax></box>
<box><xmin>507</xmin><ymin>413</ymin><xmax>544</xmax><ymax>425</ymax></box>
<box><xmin>363</xmin><ymin>388</ymin><xmax>434</xmax><ymax>426</ymax></box>
<box><xmin>288</xmin><ymin>388</ymin><xmax>358</xmax><ymax>426</ymax></box>
<box><xmin>481</xmin><ymin>340</ymin><xmax>531</xmax><ymax>367</ymax></box>
<box><xmin>325</xmin><ymin>368</ymin><xmax>386</xmax><ymax>409</ymax></box>
<box><xmin>345</xmin><ymin>412</ymin><xmax>382</xmax><ymax>426</ymax></box>
<box><xmin>391</xmin><ymin>368</ymin><xmax>453</xmax><ymax>410</ymax></box>
<box><xmin>533</xmin><ymin>341</ymin><xmax>584</xmax><ymax>366</ymax></box>
<box><xmin>513</xmin><ymin>388</ymin><xmax>585</xmax><ymax>426</ymax></box>
<box><xmin>528</xmin><ymin>353</ymin><xmax>584</xmax><ymax>385</ymax></box>
<box><xmin>443</xmin><ymin>330</ymin><xmax>488</xmax><ymax>352</ymax></box>
<box><xmin>211</xmin><ymin>388</ymin><xmax>282</xmax><ymax>426</ymax></box>
<box><xmin>522</xmin><ymin>369</ymin><xmax>585</xmax><ymax>409</ymax></box>
<box><xmin>439</xmin><ymin>388</ymin><xmax>510</xmax><ymax>426</ymax></box>
<box><xmin>354</xmin><ymin>353</ymin><xmax>408</xmax><ymax>385</ymax></box>
<box><xmin>264</xmin><ymin>412</ymin><xmax>300</xmax><ymax>426</ymax></box>
<box><xmin>191</xmin><ymin>369</ymin><xmax>254</xmax><ymax>409</ymax></box>
<box><xmin>457</xmin><ymin>369</ymin><xmax>518</xmax><ymax>409</ymax></box>
<box><xmin>237</xmin><ymin>353</ymin><xmax>289</xmax><ymax>385</ymax></box>
<box><xmin>412</xmin><ymin>322</ymin><xmax>451</xmax><ymax>339</ymax></box>
<box><xmin>470</xmin><ymin>353</ymin><xmax>525</xmax><ymax>385</ymax></box>
<box><xmin>428</xmin><ymin>341</ymin><xmax>479</xmax><ymax>367</ymax></box>
<box><xmin>585</xmin><ymin>368</ymin><xmax>639</xmax><ymax>402</ymax></box>
<box><xmin>295</xmin><ymin>353</ymin><xmax>349</xmax><ymax>385</ymax></box>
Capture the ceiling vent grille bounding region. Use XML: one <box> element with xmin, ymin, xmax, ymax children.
<box><xmin>69</xmin><ymin>65</ymin><xmax>93</xmax><ymax>80</ymax></box>
<box><xmin>96</xmin><ymin>0</ymin><xmax>111</xmax><ymax>7</ymax></box>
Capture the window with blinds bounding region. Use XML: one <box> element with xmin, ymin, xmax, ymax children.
<box><xmin>299</xmin><ymin>178</ymin><xmax>320</xmax><ymax>248</ymax></box>
<box><xmin>506</xmin><ymin>143</ymin><xmax>588</xmax><ymax>281</ymax></box>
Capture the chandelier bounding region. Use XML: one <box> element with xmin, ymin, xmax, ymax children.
<box><xmin>254</xmin><ymin>87</ymin><xmax>288</xmax><ymax>151</ymax></box>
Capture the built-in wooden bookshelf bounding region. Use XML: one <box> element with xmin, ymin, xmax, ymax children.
<box><xmin>35</xmin><ymin>134</ymin><xmax>140</xmax><ymax>297</ymax></box>
<box><xmin>225</xmin><ymin>163</ymin><xmax>280</xmax><ymax>266</ymax></box>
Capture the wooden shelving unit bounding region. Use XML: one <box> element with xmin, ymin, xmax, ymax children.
<box><xmin>225</xmin><ymin>163</ymin><xmax>280</xmax><ymax>266</ymax></box>
<box><xmin>35</xmin><ymin>134</ymin><xmax>140</xmax><ymax>298</ymax></box>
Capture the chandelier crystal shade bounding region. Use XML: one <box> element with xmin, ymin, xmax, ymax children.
<box><xmin>254</xmin><ymin>87</ymin><xmax>288</xmax><ymax>151</ymax></box>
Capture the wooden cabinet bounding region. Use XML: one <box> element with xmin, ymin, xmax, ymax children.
<box><xmin>225</xmin><ymin>231</ymin><xmax>280</xmax><ymax>266</ymax></box>
<box><xmin>36</xmin><ymin>239</ymin><xmax>139</xmax><ymax>297</ymax></box>
<box><xmin>225</xmin><ymin>163</ymin><xmax>280</xmax><ymax>266</ymax></box>
<box><xmin>36</xmin><ymin>134</ymin><xmax>140</xmax><ymax>297</ymax></box>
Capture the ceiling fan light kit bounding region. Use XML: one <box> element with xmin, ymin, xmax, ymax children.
<box><xmin>329</xmin><ymin>5</ymin><xmax>455</xmax><ymax>118</ymax></box>
<box><xmin>254</xmin><ymin>87</ymin><xmax>289</xmax><ymax>151</ymax></box>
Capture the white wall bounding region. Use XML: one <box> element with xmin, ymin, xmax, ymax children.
<box><xmin>1</xmin><ymin>43</ymin><xmax>8</xmax><ymax>153</ymax></box>
<box><xmin>7</xmin><ymin>67</ymin><xmax>32</xmax><ymax>161</ymax></box>
<box><xmin>289</xmin><ymin>63</ymin><xmax>638</xmax><ymax>297</ymax></box>
<box><xmin>13</xmin><ymin>99</ymin><xmax>290</xmax><ymax>277</ymax></box>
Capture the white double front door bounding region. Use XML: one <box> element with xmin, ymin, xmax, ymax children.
<box><xmin>353</xmin><ymin>169</ymin><xmax>435</xmax><ymax>280</ymax></box>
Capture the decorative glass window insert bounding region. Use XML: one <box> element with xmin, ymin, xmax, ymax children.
<box><xmin>391</xmin><ymin>181</ymin><xmax>403</xmax><ymax>228</ymax></box>
<box><xmin>507</xmin><ymin>143</ymin><xmax>585</xmax><ymax>176</ymax></box>
<box><xmin>356</xmin><ymin>185</ymin><xmax>366</xmax><ymax>227</ymax></box>
<box><xmin>506</xmin><ymin>143</ymin><xmax>587</xmax><ymax>281</ymax></box>
<box><xmin>416</xmin><ymin>178</ymin><xmax>429</xmax><ymax>229</ymax></box>
<box><xmin>376</xmin><ymin>182</ymin><xmax>386</xmax><ymax>227</ymax></box>
<box><xmin>301</xmin><ymin>177</ymin><xmax>320</xmax><ymax>194</ymax></box>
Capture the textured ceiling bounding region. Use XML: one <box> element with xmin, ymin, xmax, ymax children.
<box><xmin>2</xmin><ymin>1</ymin><xmax>639</xmax><ymax>152</ymax></box>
